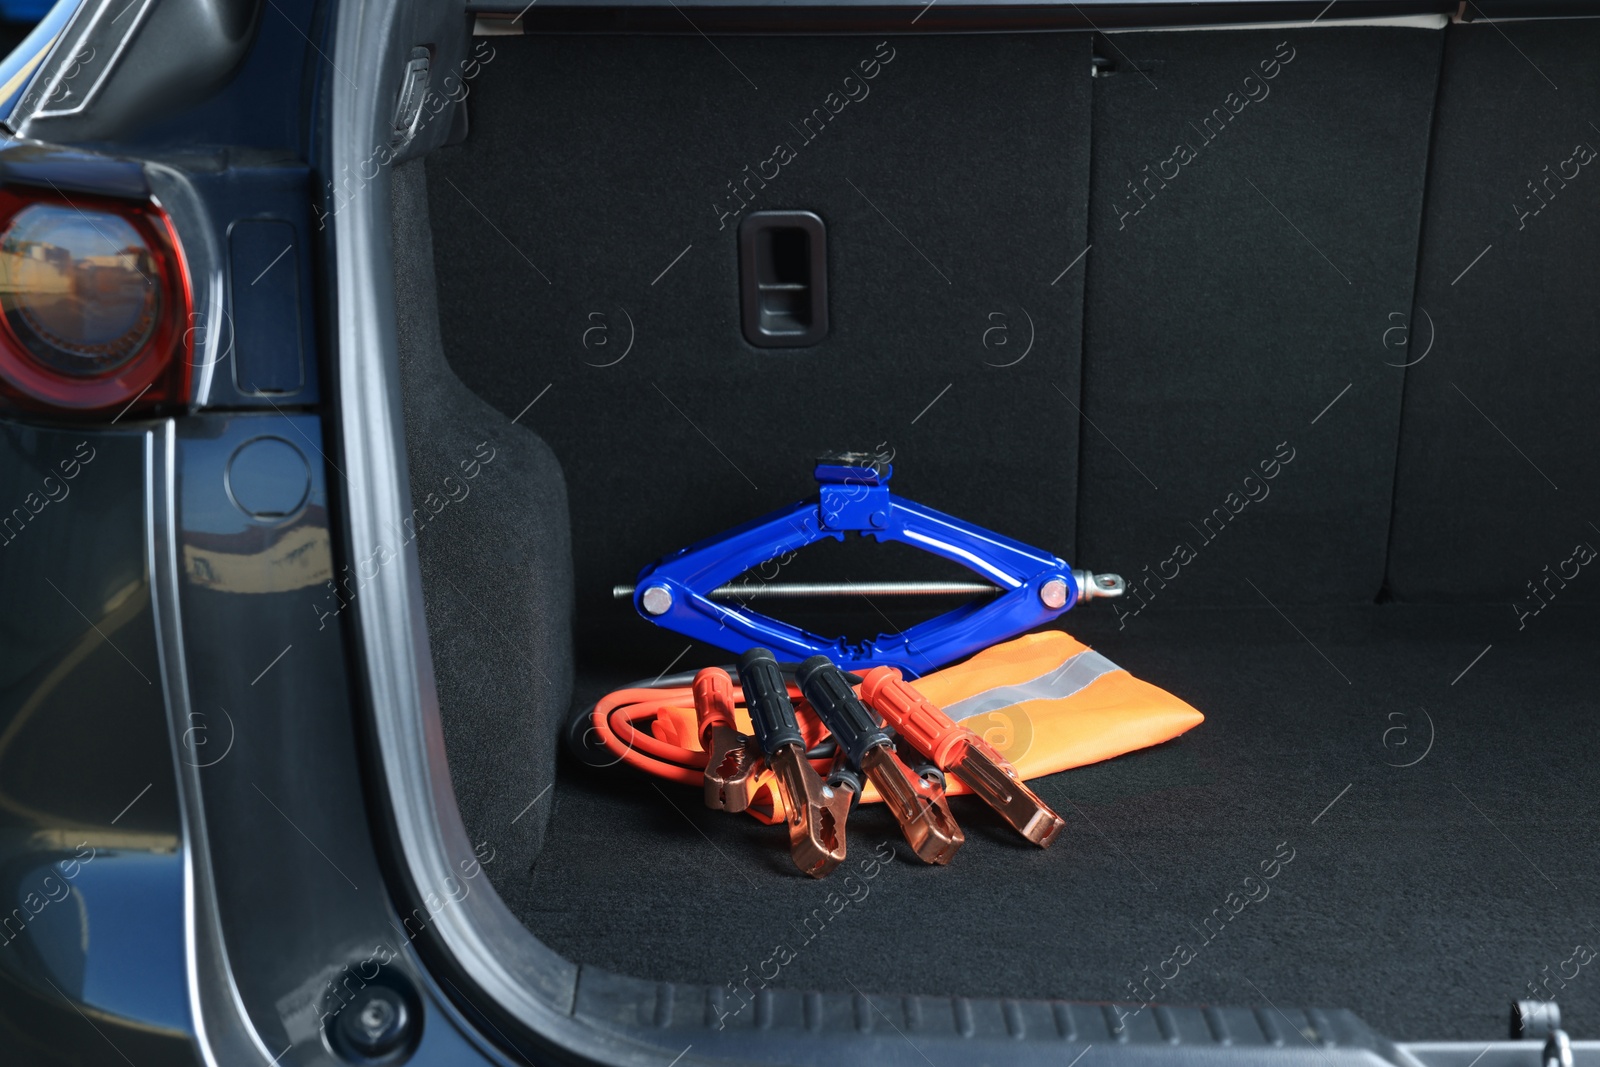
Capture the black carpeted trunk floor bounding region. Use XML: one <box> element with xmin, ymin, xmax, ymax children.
<box><xmin>518</xmin><ymin>605</ymin><xmax>1600</xmax><ymax>1042</ymax></box>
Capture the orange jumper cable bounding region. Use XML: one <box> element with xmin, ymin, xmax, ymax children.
<box><xmin>862</xmin><ymin>665</ymin><xmax>1065</xmax><ymax>847</ymax></box>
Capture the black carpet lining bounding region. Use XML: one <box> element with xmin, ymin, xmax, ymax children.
<box><xmin>1386</xmin><ymin>20</ymin><xmax>1600</xmax><ymax>602</ymax></box>
<box><xmin>523</xmin><ymin>605</ymin><xmax>1600</xmax><ymax>1043</ymax></box>
<box><xmin>424</xmin><ymin>31</ymin><xmax>1095</xmax><ymax>670</ymax></box>
<box><xmin>1077</xmin><ymin>26</ymin><xmax>1442</xmax><ymax>608</ymax></box>
<box><xmin>406</xmin><ymin>20</ymin><xmax>1600</xmax><ymax>1044</ymax></box>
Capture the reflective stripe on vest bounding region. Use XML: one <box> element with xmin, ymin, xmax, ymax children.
<box><xmin>944</xmin><ymin>649</ymin><xmax>1121</xmax><ymax>723</ymax></box>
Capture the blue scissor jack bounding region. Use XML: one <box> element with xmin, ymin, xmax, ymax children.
<box><xmin>618</xmin><ymin>453</ymin><xmax>1124</xmax><ymax>675</ymax></box>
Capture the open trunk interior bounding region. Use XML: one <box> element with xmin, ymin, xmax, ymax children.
<box><xmin>387</xmin><ymin>16</ymin><xmax>1600</xmax><ymax>1045</ymax></box>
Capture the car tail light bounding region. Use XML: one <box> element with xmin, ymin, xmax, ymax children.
<box><xmin>0</xmin><ymin>186</ymin><xmax>191</xmax><ymax>417</ymax></box>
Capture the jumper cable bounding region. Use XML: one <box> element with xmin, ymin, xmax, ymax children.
<box><xmin>862</xmin><ymin>666</ymin><xmax>1065</xmax><ymax>847</ymax></box>
<box><xmin>692</xmin><ymin>667</ymin><xmax>763</xmax><ymax>813</ymax></box>
<box><xmin>796</xmin><ymin>655</ymin><xmax>964</xmax><ymax>866</ymax></box>
<box><xmin>737</xmin><ymin>649</ymin><xmax>854</xmax><ymax>878</ymax></box>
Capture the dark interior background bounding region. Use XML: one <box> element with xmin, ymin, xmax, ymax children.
<box><xmin>400</xmin><ymin>18</ymin><xmax>1600</xmax><ymax>1043</ymax></box>
<box><xmin>1388</xmin><ymin>20</ymin><xmax>1600</xmax><ymax>600</ymax></box>
<box><xmin>1077</xmin><ymin>26</ymin><xmax>1439</xmax><ymax>605</ymax></box>
<box><xmin>426</xmin><ymin>32</ymin><xmax>1095</xmax><ymax>667</ymax></box>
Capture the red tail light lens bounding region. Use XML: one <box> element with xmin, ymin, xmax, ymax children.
<box><xmin>0</xmin><ymin>187</ymin><xmax>191</xmax><ymax>416</ymax></box>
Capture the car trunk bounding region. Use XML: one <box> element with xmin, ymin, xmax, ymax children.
<box><xmin>386</xmin><ymin>16</ymin><xmax>1600</xmax><ymax>1046</ymax></box>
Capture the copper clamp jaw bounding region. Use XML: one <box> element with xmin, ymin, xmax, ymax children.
<box><xmin>861</xmin><ymin>666</ymin><xmax>1065</xmax><ymax>848</ymax></box>
<box><xmin>859</xmin><ymin>744</ymin><xmax>964</xmax><ymax>865</ymax></box>
<box><xmin>768</xmin><ymin>743</ymin><xmax>853</xmax><ymax>878</ymax></box>
<box><xmin>796</xmin><ymin>654</ymin><xmax>966</xmax><ymax>866</ymax></box>
<box><xmin>694</xmin><ymin>668</ymin><xmax>764</xmax><ymax>813</ymax></box>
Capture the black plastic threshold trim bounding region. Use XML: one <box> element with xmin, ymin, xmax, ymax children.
<box><xmin>570</xmin><ymin>964</ymin><xmax>1600</xmax><ymax>1067</ymax></box>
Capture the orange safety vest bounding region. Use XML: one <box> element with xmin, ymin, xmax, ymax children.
<box><xmin>901</xmin><ymin>630</ymin><xmax>1204</xmax><ymax>784</ymax></box>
